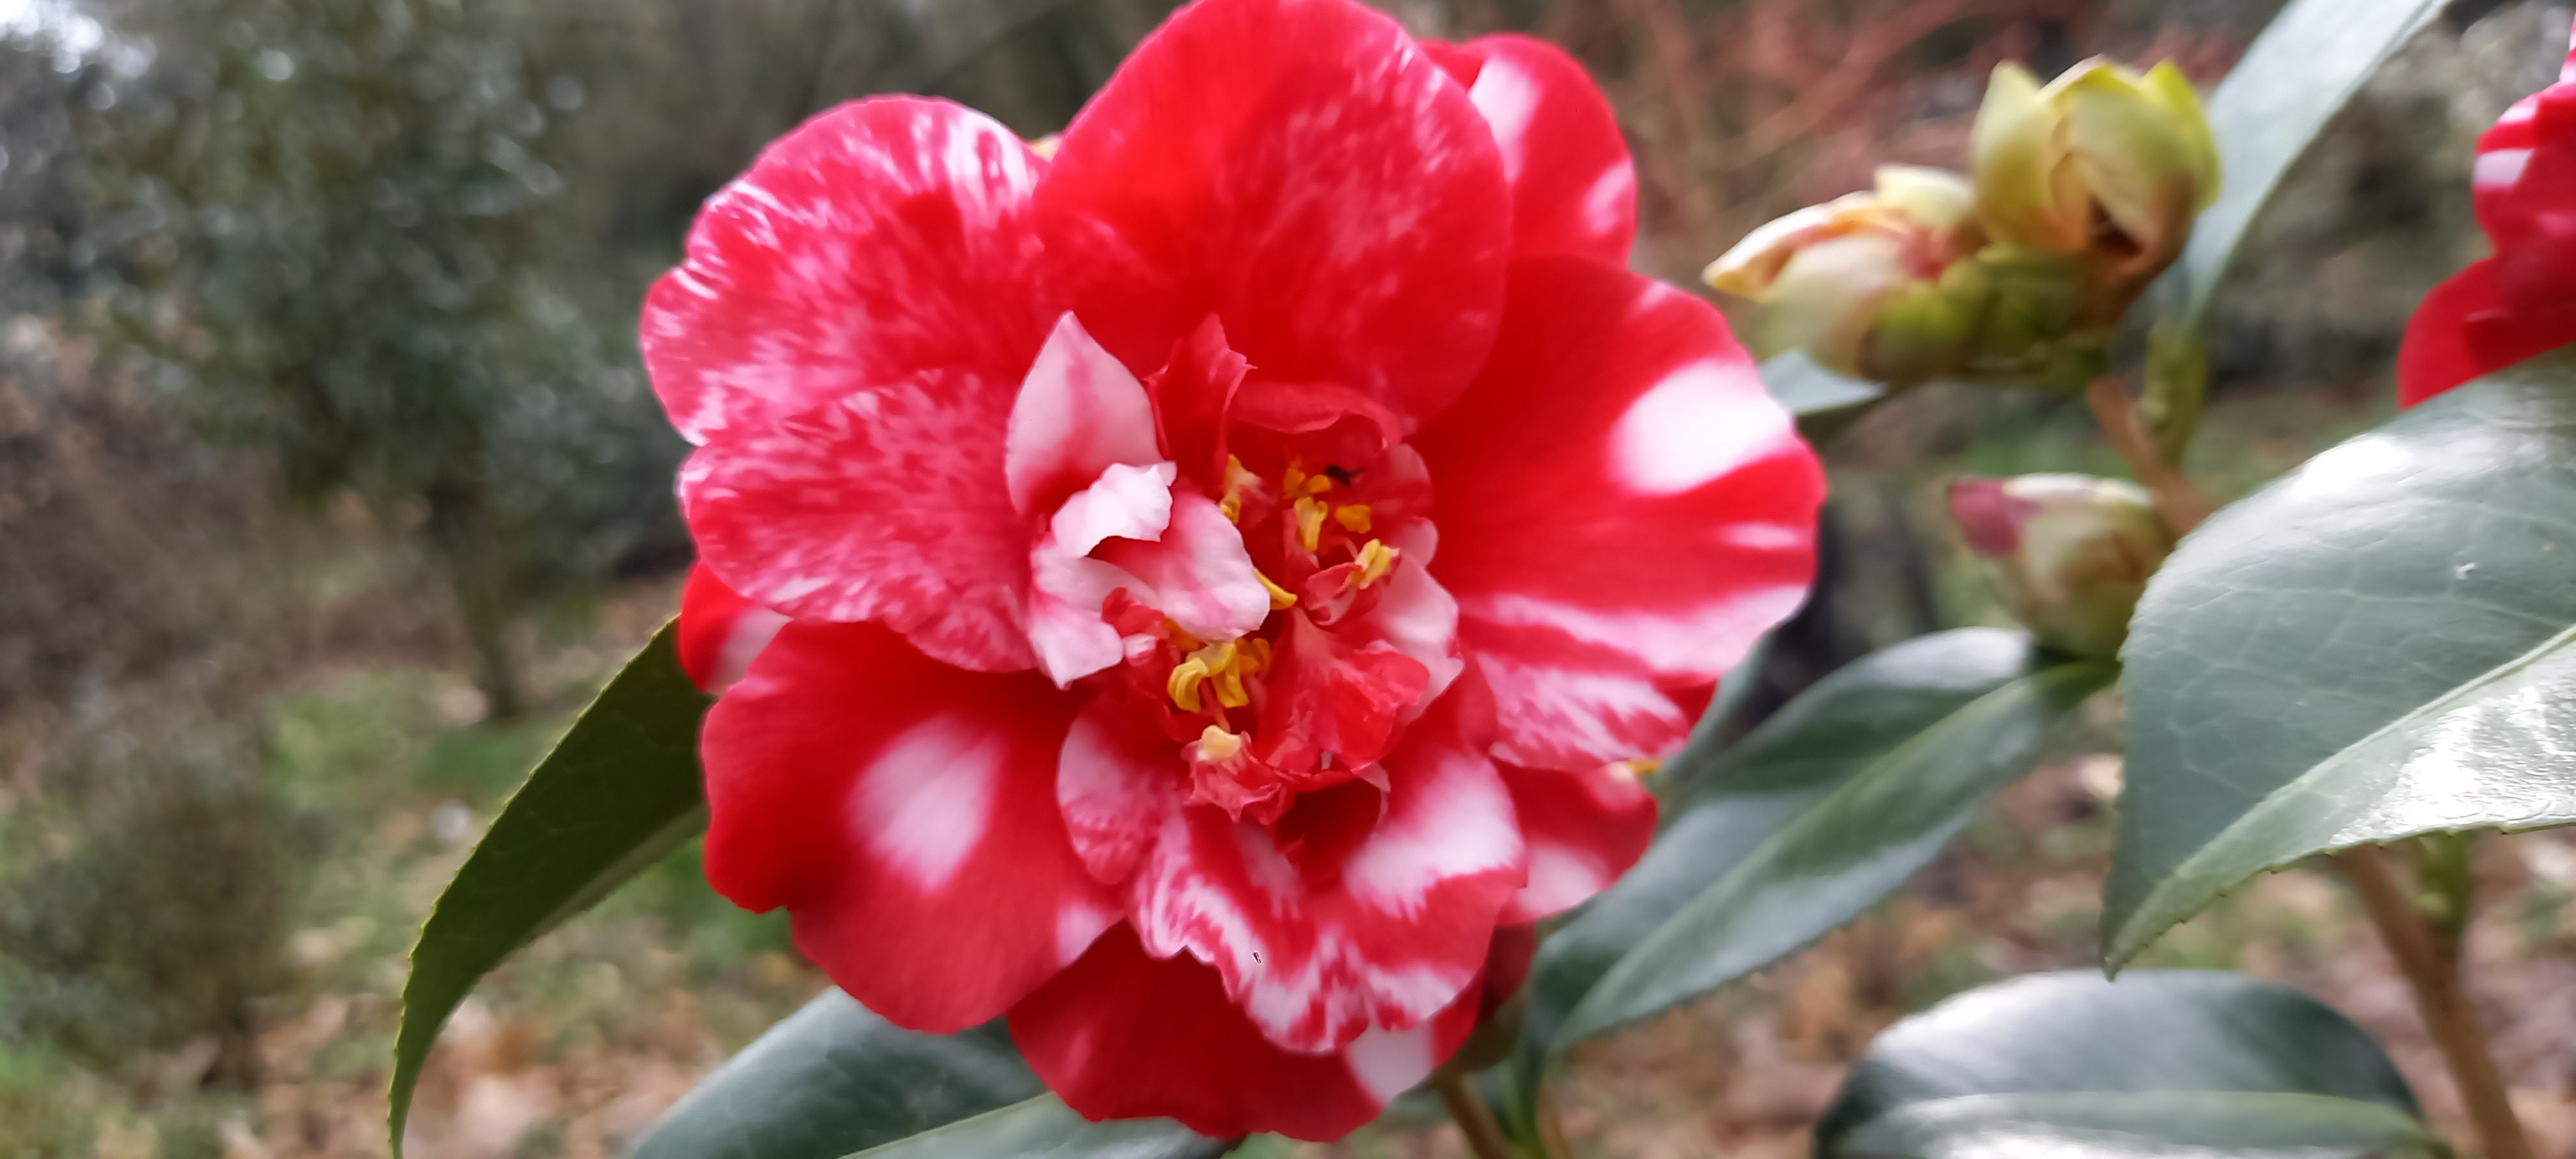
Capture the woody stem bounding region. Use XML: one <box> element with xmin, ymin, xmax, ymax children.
<box><xmin>1434</xmin><ymin>1070</ymin><xmax>1518</xmax><ymax>1159</ymax></box>
<box><xmin>2338</xmin><ymin>845</ymin><xmax>2533</xmax><ymax>1159</ymax></box>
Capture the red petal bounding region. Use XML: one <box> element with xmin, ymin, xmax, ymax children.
<box><xmin>1126</xmin><ymin>689</ymin><xmax>1524</xmax><ymax>1053</ymax></box>
<box><xmin>700</xmin><ymin>622</ymin><xmax>1117</xmax><ymax>1032</ymax></box>
<box><xmin>1009</xmin><ymin>923</ymin><xmax>1482</xmax><ymax>1142</ymax></box>
<box><xmin>2399</xmin><ymin>262</ymin><xmax>2501</xmax><ymax>408</ymax></box>
<box><xmin>642</xmin><ymin>97</ymin><xmax>1053</xmax><ymax>446</ymax></box>
<box><xmin>1429</xmin><ymin>35</ymin><xmax>1637</xmax><ymax>263</ymax></box>
<box><xmin>1037</xmin><ymin>0</ymin><xmax>1511</xmax><ymax>427</ymax></box>
<box><xmin>1495</xmin><ymin>760</ymin><xmax>1656</xmax><ymax>923</ymax></box>
<box><xmin>1059</xmin><ymin>702</ymin><xmax>1186</xmax><ymax>885</ymax></box>
<box><xmin>681</xmin><ymin>390</ymin><xmax>1036</xmax><ymax>672</ymax></box>
<box><xmin>1006</xmin><ymin>314</ymin><xmax>1166</xmax><ymax>518</ymax></box>
<box><xmin>676</xmin><ymin>563</ymin><xmax>788</xmax><ymax>694</ymax></box>
<box><xmin>1415</xmin><ymin>257</ymin><xmax>1823</xmax><ymax>770</ymax></box>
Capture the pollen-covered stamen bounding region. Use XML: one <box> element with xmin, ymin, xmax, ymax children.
<box><xmin>1166</xmin><ymin>637</ymin><xmax>1267</xmax><ymax>713</ymax></box>
<box><xmin>1258</xmin><ymin>570</ymin><xmax>1298</xmax><ymax>609</ymax></box>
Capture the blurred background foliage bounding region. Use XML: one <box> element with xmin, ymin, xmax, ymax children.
<box><xmin>5</xmin><ymin>0</ymin><xmax>2576</xmax><ymax>1156</ymax></box>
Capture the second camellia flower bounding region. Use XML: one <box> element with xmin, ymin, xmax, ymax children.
<box><xmin>647</xmin><ymin>0</ymin><xmax>1823</xmax><ymax>1141</ymax></box>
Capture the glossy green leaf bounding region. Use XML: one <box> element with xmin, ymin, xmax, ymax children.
<box><xmin>1556</xmin><ymin>652</ymin><xmax>2114</xmax><ymax>1046</ymax></box>
<box><xmin>2162</xmin><ymin>0</ymin><xmax>2447</xmax><ymax>328</ymax></box>
<box><xmin>391</xmin><ymin>624</ymin><xmax>710</xmax><ymax>1152</ymax></box>
<box><xmin>634</xmin><ymin>990</ymin><xmax>1039</xmax><ymax>1158</ymax></box>
<box><xmin>1762</xmin><ymin>351</ymin><xmax>1890</xmax><ymax>441</ymax></box>
<box><xmin>1835</xmin><ymin>1092</ymin><xmax>2442</xmax><ymax>1159</ymax></box>
<box><xmin>2108</xmin><ymin>364</ymin><xmax>2576</xmax><ymax>966</ymax></box>
<box><xmin>1817</xmin><ymin>971</ymin><xmax>2429</xmax><ymax>1158</ymax></box>
<box><xmin>846</xmin><ymin>1097</ymin><xmax>1229</xmax><ymax>1159</ymax></box>
<box><xmin>1492</xmin><ymin>630</ymin><xmax>2061</xmax><ymax>1136</ymax></box>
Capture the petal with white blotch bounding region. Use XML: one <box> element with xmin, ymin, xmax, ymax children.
<box><xmin>1126</xmin><ymin>690</ymin><xmax>1523</xmax><ymax>1053</ymax></box>
<box><xmin>1009</xmin><ymin>923</ymin><xmax>1482</xmax><ymax>1142</ymax></box>
<box><xmin>1496</xmin><ymin>760</ymin><xmax>1656</xmax><ymax>923</ymax></box>
<box><xmin>1415</xmin><ymin>256</ymin><xmax>1823</xmax><ymax>771</ymax></box>
<box><xmin>699</xmin><ymin>621</ymin><xmax>1116</xmax><ymax>1033</ymax></box>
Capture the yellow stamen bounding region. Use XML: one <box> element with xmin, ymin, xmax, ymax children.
<box><xmin>1352</xmin><ymin>538</ymin><xmax>1397</xmax><ymax>587</ymax></box>
<box><xmin>1164</xmin><ymin>621</ymin><xmax>1205</xmax><ymax>654</ymax></box>
<box><xmin>1282</xmin><ymin>464</ymin><xmax>1308</xmax><ymax>496</ymax></box>
<box><xmin>1193</xmin><ymin>725</ymin><xmax>1245</xmax><ymax>762</ymax></box>
<box><xmin>1300</xmin><ymin>474</ymin><xmax>1334</xmax><ymax>496</ymax></box>
<box><xmin>1218</xmin><ymin>455</ymin><xmax>1260</xmax><ymax>525</ymax></box>
<box><xmin>1258</xmin><ymin>570</ymin><xmax>1298</xmax><ymax>610</ymax></box>
<box><xmin>1294</xmin><ymin>496</ymin><xmax>1327</xmax><ymax>553</ymax></box>
<box><xmin>1333</xmin><ymin>504</ymin><xmax>1373</xmax><ymax>534</ymax></box>
<box><xmin>1211</xmin><ymin>665</ymin><xmax>1250</xmax><ymax>708</ymax></box>
<box><xmin>1618</xmin><ymin>759</ymin><xmax>1661</xmax><ymax>782</ymax></box>
<box><xmin>1242</xmin><ymin>637</ymin><xmax>1273</xmax><ymax>674</ymax></box>
<box><xmin>1168</xmin><ymin>658</ymin><xmax>1211</xmax><ymax>713</ymax></box>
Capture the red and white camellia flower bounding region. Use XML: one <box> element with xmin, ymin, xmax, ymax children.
<box><xmin>2398</xmin><ymin>19</ymin><xmax>2576</xmax><ymax>406</ymax></box>
<box><xmin>647</xmin><ymin>0</ymin><xmax>1823</xmax><ymax>1140</ymax></box>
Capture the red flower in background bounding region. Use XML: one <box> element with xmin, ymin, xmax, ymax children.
<box><xmin>2398</xmin><ymin>21</ymin><xmax>2576</xmax><ymax>406</ymax></box>
<box><xmin>647</xmin><ymin>0</ymin><xmax>1823</xmax><ymax>1139</ymax></box>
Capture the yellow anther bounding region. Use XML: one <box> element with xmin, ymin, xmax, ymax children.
<box><xmin>1193</xmin><ymin>725</ymin><xmax>1246</xmax><ymax>762</ymax></box>
<box><xmin>1258</xmin><ymin>570</ymin><xmax>1298</xmax><ymax>610</ymax></box>
<box><xmin>1282</xmin><ymin>464</ymin><xmax>1308</xmax><ymax>496</ymax></box>
<box><xmin>1210</xmin><ymin>665</ymin><xmax>1251</xmax><ymax>708</ymax></box>
<box><xmin>1618</xmin><ymin>759</ymin><xmax>1661</xmax><ymax>782</ymax></box>
<box><xmin>1294</xmin><ymin>496</ymin><xmax>1327</xmax><ymax>553</ymax></box>
<box><xmin>1333</xmin><ymin>504</ymin><xmax>1373</xmax><ymax>534</ymax></box>
<box><xmin>1242</xmin><ymin>636</ymin><xmax>1272</xmax><ymax>674</ymax></box>
<box><xmin>1352</xmin><ymin>539</ymin><xmax>1397</xmax><ymax>587</ymax></box>
<box><xmin>1218</xmin><ymin>455</ymin><xmax>1261</xmax><ymax>525</ymax></box>
<box><xmin>1168</xmin><ymin>658</ymin><xmax>1211</xmax><ymax>713</ymax></box>
<box><xmin>1300</xmin><ymin>474</ymin><xmax>1334</xmax><ymax>496</ymax></box>
<box><xmin>1219</xmin><ymin>493</ymin><xmax>1243</xmax><ymax>524</ymax></box>
<box><xmin>1193</xmin><ymin>639</ymin><xmax>1238</xmax><ymax>672</ymax></box>
<box><xmin>1165</xmin><ymin>621</ymin><xmax>1205</xmax><ymax>654</ymax></box>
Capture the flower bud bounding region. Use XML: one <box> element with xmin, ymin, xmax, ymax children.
<box><xmin>1949</xmin><ymin>474</ymin><xmax>2175</xmax><ymax>658</ymax></box>
<box><xmin>1704</xmin><ymin>165</ymin><xmax>1982</xmax><ymax>379</ymax></box>
<box><xmin>1971</xmin><ymin>59</ymin><xmax>2219</xmax><ymax>298</ymax></box>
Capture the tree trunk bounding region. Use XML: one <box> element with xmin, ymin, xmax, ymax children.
<box><xmin>424</xmin><ymin>475</ymin><xmax>526</xmax><ymax>722</ymax></box>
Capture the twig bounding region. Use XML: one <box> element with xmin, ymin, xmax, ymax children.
<box><xmin>2336</xmin><ymin>845</ymin><xmax>2533</xmax><ymax>1159</ymax></box>
<box><xmin>1434</xmin><ymin>1069</ymin><xmax>1519</xmax><ymax>1159</ymax></box>
<box><xmin>2085</xmin><ymin>375</ymin><xmax>2213</xmax><ymax>534</ymax></box>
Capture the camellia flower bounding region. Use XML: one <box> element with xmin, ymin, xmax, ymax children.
<box><xmin>645</xmin><ymin>0</ymin><xmax>1823</xmax><ymax>1140</ymax></box>
<box><xmin>1949</xmin><ymin>474</ymin><xmax>2173</xmax><ymax>659</ymax></box>
<box><xmin>2398</xmin><ymin>22</ymin><xmax>2576</xmax><ymax>407</ymax></box>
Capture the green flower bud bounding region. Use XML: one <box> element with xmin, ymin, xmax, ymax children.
<box><xmin>1705</xmin><ymin>165</ymin><xmax>1980</xmax><ymax>379</ymax></box>
<box><xmin>1970</xmin><ymin>59</ymin><xmax>2219</xmax><ymax>296</ymax></box>
<box><xmin>1949</xmin><ymin>474</ymin><xmax>2175</xmax><ymax>658</ymax></box>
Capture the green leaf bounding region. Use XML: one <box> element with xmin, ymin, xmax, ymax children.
<box><xmin>1554</xmin><ymin>650</ymin><xmax>2114</xmax><ymax>1046</ymax></box>
<box><xmin>1762</xmin><ymin>351</ymin><xmax>1890</xmax><ymax>441</ymax></box>
<box><xmin>844</xmin><ymin>1097</ymin><xmax>1229</xmax><ymax>1159</ymax></box>
<box><xmin>1816</xmin><ymin>970</ymin><xmax>2430</xmax><ymax>1158</ymax></box>
<box><xmin>2108</xmin><ymin>364</ymin><xmax>2576</xmax><ymax>966</ymax></box>
<box><xmin>1836</xmin><ymin>1092</ymin><xmax>2443</xmax><ymax>1159</ymax></box>
<box><xmin>390</xmin><ymin>624</ymin><xmax>711</xmax><ymax>1153</ymax></box>
<box><xmin>2162</xmin><ymin>0</ymin><xmax>2447</xmax><ymax>328</ymax></box>
<box><xmin>634</xmin><ymin>990</ymin><xmax>1042</xmax><ymax>1159</ymax></box>
<box><xmin>1493</xmin><ymin>630</ymin><xmax>2065</xmax><ymax>1136</ymax></box>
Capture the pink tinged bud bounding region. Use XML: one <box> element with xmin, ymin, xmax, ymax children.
<box><xmin>1948</xmin><ymin>474</ymin><xmax>2175</xmax><ymax>659</ymax></box>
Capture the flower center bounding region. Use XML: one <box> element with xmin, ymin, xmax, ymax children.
<box><xmin>1100</xmin><ymin>453</ymin><xmax>1439</xmax><ymax>825</ymax></box>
